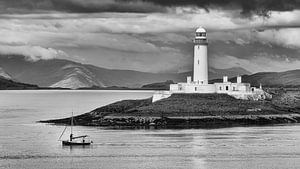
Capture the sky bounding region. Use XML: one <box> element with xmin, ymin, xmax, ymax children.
<box><xmin>0</xmin><ymin>0</ymin><xmax>300</xmax><ymax>73</ymax></box>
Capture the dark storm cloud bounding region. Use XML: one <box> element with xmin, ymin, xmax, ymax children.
<box><xmin>127</xmin><ymin>0</ymin><xmax>300</xmax><ymax>16</ymax></box>
<box><xmin>2</xmin><ymin>0</ymin><xmax>300</xmax><ymax>16</ymax></box>
<box><xmin>0</xmin><ymin>0</ymin><xmax>165</xmax><ymax>14</ymax></box>
<box><xmin>52</xmin><ymin>0</ymin><xmax>166</xmax><ymax>13</ymax></box>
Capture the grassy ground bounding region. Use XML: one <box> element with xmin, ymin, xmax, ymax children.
<box><xmin>133</xmin><ymin>94</ymin><xmax>279</xmax><ymax>117</ymax></box>
<box><xmin>270</xmin><ymin>89</ymin><xmax>300</xmax><ymax>111</ymax></box>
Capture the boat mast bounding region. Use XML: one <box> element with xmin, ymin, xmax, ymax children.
<box><xmin>71</xmin><ymin>111</ymin><xmax>73</xmax><ymax>135</ymax></box>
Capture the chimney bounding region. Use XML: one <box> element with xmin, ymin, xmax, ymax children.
<box><xmin>237</xmin><ymin>76</ymin><xmax>242</xmax><ymax>83</ymax></box>
<box><xmin>223</xmin><ymin>76</ymin><xmax>228</xmax><ymax>83</ymax></box>
<box><xmin>187</xmin><ymin>76</ymin><xmax>191</xmax><ymax>84</ymax></box>
<box><xmin>260</xmin><ymin>83</ymin><xmax>262</xmax><ymax>89</ymax></box>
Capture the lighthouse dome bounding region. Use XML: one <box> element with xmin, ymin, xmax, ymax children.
<box><xmin>196</xmin><ymin>27</ymin><xmax>206</xmax><ymax>33</ymax></box>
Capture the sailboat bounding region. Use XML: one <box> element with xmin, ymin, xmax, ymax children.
<box><xmin>58</xmin><ymin>112</ymin><xmax>93</xmax><ymax>146</ymax></box>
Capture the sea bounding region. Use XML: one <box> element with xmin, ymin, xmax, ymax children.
<box><xmin>0</xmin><ymin>90</ymin><xmax>300</xmax><ymax>169</ymax></box>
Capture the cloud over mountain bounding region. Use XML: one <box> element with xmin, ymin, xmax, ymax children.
<box><xmin>0</xmin><ymin>45</ymin><xmax>67</xmax><ymax>61</ymax></box>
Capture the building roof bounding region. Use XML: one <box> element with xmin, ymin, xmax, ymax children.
<box><xmin>196</xmin><ymin>27</ymin><xmax>206</xmax><ymax>33</ymax></box>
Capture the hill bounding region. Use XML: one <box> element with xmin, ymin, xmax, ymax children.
<box><xmin>0</xmin><ymin>77</ymin><xmax>39</xmax><ymax>89</ymax></box>
<box><xmin>240</xmin><ymin>70</ymin><xmax>300</xmax><ymax>87</ymax></box>
<box><xmin>0</xmin><ymin>55</ymin><xmax>250</xmax><ymax>89</ymax></box>
<box><xmin>210</xmin><ymin>70</ymin><xmax>300</xmax><ymax>87</ymax></box>
<box><xmin>141</xmin><ymin>80</ymin><xmax>175</xmax><ymax>90</ymax></box>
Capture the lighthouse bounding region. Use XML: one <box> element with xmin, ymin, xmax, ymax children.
<box><xmin>152</xmin><ymin>26</ymin><xmax>267</xmax><ymax>102</ymax></box>
<box><xmin>193</xmin><ymin>27</ymin><xmax>208</xmax><ymax>84</ymax></box>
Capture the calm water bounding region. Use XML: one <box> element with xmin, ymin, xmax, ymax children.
<box><xmin>0</xmin><ymin>90</ymin><xmax>300</xmax><ymax>169</ymax></box>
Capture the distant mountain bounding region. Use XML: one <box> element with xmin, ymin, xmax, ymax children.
<box><xmin>0</xmin><ymin>77</ymin><xmax>39</xmax><ymax>90</ymax></box>
<box><xmin>141</xmin><ymin>80</ymin><xmax>175</xmax><ymax>90</ymax></box>
<box><xmin>210</xmin><ymin>69</ymin><xmax>300</xmax><ymax>88</ymax></box>
<box><xmin>208</xmin><ymin>67</ymin><xmax>250</xmax><ymax>80</ymax></box>
<box><xmin>239</xmin><ymin>70</ymin><xmax>300</xmax><ymax>87</ymax></box>
<box><xmin>0</xmin><ymin>55</ymin><xmax>106</xmax><ymax>89</ymax></box>
<box><xmin>0</xmin><ymin>55</ymin><xmax>251</xmax><ymax>89</ymax></box>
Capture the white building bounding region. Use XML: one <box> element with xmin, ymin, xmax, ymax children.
<box><xmin>152</xmin><ymin>27</ymin><xmax>271</xmax><ymax>102</ymax></box>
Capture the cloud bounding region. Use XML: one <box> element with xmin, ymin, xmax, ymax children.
<box><xmin>0</xmin><ymin>45</ymin><xmax>68</xmax><ymax>61</ymax></box>
<box><xmin>1</xmin><ymin>9</ymin><xmax>300</xmax><ymax>35</ymax></box>
<box><xmin>83</xmin><ymin>46</ymin><xmax>187</xmax><ymax>73</ymax></box>
<box><xmin>0</xmin><ymin>10</ymin><xmax>243</xmax><ymax>35</ymax></box>
<box><xmin>1</xmin><ymin>3</ymin><xmax>300</xmax><ymax>73</ymax></box>
<box><xmin>256</xmin><ymin>28</ymin><xmax>300</xmax><ymax>49</ymax></box>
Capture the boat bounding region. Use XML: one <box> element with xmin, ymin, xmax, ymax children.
<box><xmin>58</xmin><ymin>112</ymin><xmax>93</xmax><ymax>146</ymax></box>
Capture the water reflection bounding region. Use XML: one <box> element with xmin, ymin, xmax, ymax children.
<box><xmin>191</xmin><ymin>132</ymin><xmax>207</xmax><ymax>169</ymax></box>
<box><xmin>62</xmin><ymin>144</ymin><xmax>94</xmax><ymax>153</ymax></box>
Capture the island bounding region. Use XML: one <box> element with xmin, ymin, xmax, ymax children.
<box><xmin>40</xmin><ymin>88</ymin><xmax>300</xmax><ymax>129</ymax></box>
<box><xmin>39</xmin><ymin>27</ymin><xmax>300</xmax><ymax>129</ymax></box>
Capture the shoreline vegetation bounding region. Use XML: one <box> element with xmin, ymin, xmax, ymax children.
<box><xmin>40</xmin><ymin>88</ymin><xmax>300</xmax><ymax>129</ymax></box>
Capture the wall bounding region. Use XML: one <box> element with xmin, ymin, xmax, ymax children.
<box><xmin>170</xmin><ymin>83</ymin><xmax>216</xmax><ymax>93</ymax></box>
<box><xmin>152</xmin><ymin>91</ymin><xmax>172</xmax><ymax>102</ymax></box>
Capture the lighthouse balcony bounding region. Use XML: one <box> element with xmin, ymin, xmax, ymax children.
<box><xmin>194</xmin><ymin>39</ymin><xmax>208</xmax><ymax>45</ymax></box>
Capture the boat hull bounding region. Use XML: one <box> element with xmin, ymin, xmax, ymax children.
<box><xmin>62</xmin><ymin>140</ymin><xmax>91</xmax><ymax>146</ymax></box>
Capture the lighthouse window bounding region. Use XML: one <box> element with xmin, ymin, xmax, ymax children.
<box><xmin>198</xmin><ymin>60</ymin><xmax>199</xmax><ymax>64</ymax></box>
<box><xmin>196</xmin><ymin>33</ymin><xmax>206</xmax><ymax>36</ymax></box>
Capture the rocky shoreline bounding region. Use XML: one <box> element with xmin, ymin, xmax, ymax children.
<box><xmin>41</xmin><ymin>114</ymin><xmax>300</xmax><ymax>129</ymax></box>
<box><xmin>40</xmin><ymin>89</ymin><xmax>300</xmax><ymax>129</ymax></box>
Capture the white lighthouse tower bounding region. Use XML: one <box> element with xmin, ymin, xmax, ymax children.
<box><xmin>193</xmin><ymin>27</ymin><xmax>208</xmax><ymax>84</ymax></box>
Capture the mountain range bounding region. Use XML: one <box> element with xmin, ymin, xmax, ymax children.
<box><xmin>0</xmin><ymin>55</ymin><xmax>250</xmax><ymax>89</ymax></box>
<box><xmin>0</xmin><ymin>55</ymin><xmax>299</xmax><ymax>89</ymax></box>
